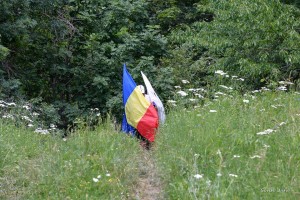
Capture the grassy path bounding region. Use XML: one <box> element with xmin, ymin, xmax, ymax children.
<box><xmin>133</xmin><ymin>149</ymin><xmax>163</xmax><ymax>200</ymax></box>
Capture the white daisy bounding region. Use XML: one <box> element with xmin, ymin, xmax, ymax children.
<box><xmin>194</xmin><ymin>174</ymin><xmax>203</xmax><ymax>179</ymax></box>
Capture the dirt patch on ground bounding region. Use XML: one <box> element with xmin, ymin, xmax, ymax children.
<box><xmin>133</xmin><ymin>149</ymin><xmax>163</xmax><ymax>200</ymax></box>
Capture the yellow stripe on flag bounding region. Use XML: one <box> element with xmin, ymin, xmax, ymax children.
<box><xmin>125</xmin><ymin>86</ymin><xmax>150</xmax><ymax>127</ymax></box>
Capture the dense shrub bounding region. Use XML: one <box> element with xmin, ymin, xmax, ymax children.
<box><xmin>0</xmin><ymin>0</ymin><xmax>299</xmax><ymax>129</ymax></box>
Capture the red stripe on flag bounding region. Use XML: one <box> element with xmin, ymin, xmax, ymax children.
<box><xmin>136</xmin><ymin>105</ymin><xmax>159</xmax><ymax>142</ymax></box>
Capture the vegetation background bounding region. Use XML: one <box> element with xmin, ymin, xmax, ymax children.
<box><xmin>1</xmin><ymin>0</ymin><xmax>300</xmax><ymax>129</ymax></box>
<box><xmin>1</xmin><ymin>1</ymin><xmax>300</xmax><ymax>199</ymax></box>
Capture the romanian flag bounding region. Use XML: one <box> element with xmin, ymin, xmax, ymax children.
<box><xmin>122</xmin><ymin>64</ymin><xmax>158</xmax><ymax>142</ymax></box>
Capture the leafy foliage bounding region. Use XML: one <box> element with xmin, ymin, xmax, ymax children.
<box><xmin>0</xmin><ymin>0</ymin><xmax>299</xmax><ymax>129</ymax></box>
<box><xmin>196</xmin><ymin>0</ymin><xmax>300</xmax><ymax>89</ymax></box>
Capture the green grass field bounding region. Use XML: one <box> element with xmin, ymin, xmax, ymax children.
<box><xmin>0</xmin><ymin>119</ymin><xmax>141</xmax><ymax>199</ymax></box>
<box><xmin>155</xmin><ymin>91</ymin><xmax>300</xmax><ymax>199</ymax></box>
<box><xmin>1</xmin><ymin>90</ymin><xmax>300</xmax><ymax>199</ymax></box>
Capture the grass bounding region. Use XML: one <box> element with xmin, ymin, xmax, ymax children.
<box><xmin>1</xmin><ymin>90</ymin><xmax>300</xmax><ymax>199</ymax></box>
<box><xmin>154</xmin><ymin>91</ymin><xmax>300</xmax><ymax>199</ymax></box>
<box><xmin>0</xmin><ymin>119</ymin><xmax>142</xmax><ymax>199</ymax></box>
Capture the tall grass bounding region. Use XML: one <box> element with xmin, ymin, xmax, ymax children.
<box><xmin>1</xmin><ymin>90</ymin><xmax>300</xmax><ymax>199</ymax></box>
<box><xmin>154</xmin><ymin>91</ymin><xmax>300</xmax><ymax>199</ymax></box>
<box><xmin>0</xmin><ymin>119</ymin><xmax>141</xmax><ymax>199</ymax></box>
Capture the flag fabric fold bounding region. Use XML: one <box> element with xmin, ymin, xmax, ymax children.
<box><xmin>141</xmin><ymin>71</ymin><xmax>166</xmax><ymax>124</ymax></box>
<box><xmin>122</xmin><ymin>64</ymin><xmax>158</xmax><ymax>142</ymax></box>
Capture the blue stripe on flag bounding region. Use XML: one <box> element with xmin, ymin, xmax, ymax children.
<box><xmin>122</xmin><ymin>64</ymin><xmax>136</xmax><ymax>105</ymax></box>
<box><xmin>122</xmin><ymin>64</ymin><xmax>137</xmax><ymax>134</ymax></box>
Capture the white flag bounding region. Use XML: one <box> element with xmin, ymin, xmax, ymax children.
<box><xmin>141</xmin><ymin>71</ymin><xmax>166</xmax><ymax>124</ymax></box>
